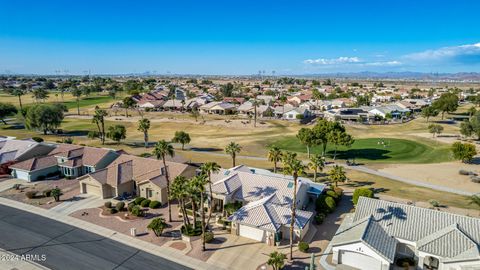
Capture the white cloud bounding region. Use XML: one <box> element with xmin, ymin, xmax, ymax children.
<box><xmin>303</xmin><ymin>57</ymin><xmax>361</xmax><ymax>65</ymax></box>
<box><xmin>405</xmin><ymin>43</ymin><xmax>480</xmax><ymax>62</ymax></box>
<box><xmin>363</xmin><ymin>60</ymin><xmax>402</xmax><ymax>66</ymax></box>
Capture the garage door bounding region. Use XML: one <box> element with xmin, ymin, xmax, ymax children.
<box><xmin>15</xmin><ymin>170</ymin><xmax>30</xmax><ymax>181</ymax></box>
<box><xmin>239</xmin><ymin>225</ymin><xmax>266</xmax><ymax>242</ymax></box>
<box><xmin>339</xmin><ymin>250</ymin><xmax>382</xmax><ymax>270</ymax></box>
<box><xmin>83</xmin><ymin>183</ymin><xmax>102</xmax><ymax>197</ymax></box>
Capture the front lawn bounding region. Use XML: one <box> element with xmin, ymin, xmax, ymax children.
<box><xmin>271</xmin><ymin>137</ymin><xmax>453</xmax><ymax>164</ymax></box>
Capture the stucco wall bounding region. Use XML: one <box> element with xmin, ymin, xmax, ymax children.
<box><xmin>138</xmin><ymin>182</ymin><xmax>166</xmax><ymax>203</ymax></box>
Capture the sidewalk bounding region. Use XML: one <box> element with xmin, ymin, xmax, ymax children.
<box><xmin>0</xmin><ymin>197</ymin><xmax>224</xmax><ymax>270</ymax></box>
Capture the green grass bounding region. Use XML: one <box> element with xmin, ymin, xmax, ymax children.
<box><xmin>271</xmin><ymin>137</ymin><xmax>453</xmax><ymax>164</ymax></box>
<box><xmin>61</xmin><ymin>96</ymin><xmax>115</xmax><ymax>110</ymax></box>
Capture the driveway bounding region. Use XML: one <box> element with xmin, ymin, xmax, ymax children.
<box><xmin>0</xmin><ymin>178</ymin><xmax>27</xmax><ymax>192</ymax></box>
<box><xmin>48</xmin><ymin>194</ymin><xmax>106</xmax><ymax>215</ymax></box>
<box><xmin>207</xmin><ymin>231</ymin><xmax>278</xmax><ymax>270</ymax></box>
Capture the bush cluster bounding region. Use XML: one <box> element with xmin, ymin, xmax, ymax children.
<box><xmin>204</xmin><ymin>231</ymin><xmax>214</xmax><ymax>243</ymax></box>
<box><xmin>298</xmin><ymin>242</ymin><xmax>309</xmax><ymax>253</ymax></box>
<box><xmin>134</xmin><ymin>197</ymin><xmax>146</xmax><ymax>205</ymax></box>
<box><xmin>104</xmin><ymin>201</ymin><xmax>112</xmax><ymax>208</ymax></box>
<box><xmin>116</xmin><ymin>202</ymin><xmax>125</xmax><ymax>211</ymax></box>
<box><xmin>149</xmin><ymin>200</ymin><xmax>161</xmax><ymax>209</ymax></box>
<box><xmin>140</xmin><ymin>199</ymin><xmax>151</xmax><ymax>207</ymax></box>
<box><xmin>352</xmin><ymin>188</ymin><xmax>374</xmax><ymax>205</ymax></box>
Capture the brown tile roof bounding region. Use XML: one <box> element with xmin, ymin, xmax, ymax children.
<box><xmin>9</xmin><ymin>155</ymin><xmax>57</xmax><ymax>171</ymax></box>
<box><xmin>88</xmin><ymin>154</ymin><xmax>190</xmax><ymax>188</ymax></box>
<box><xmin>53</xmin><ymin>144</ymin><xmax>112</xmax><ymax>167</ymax></box>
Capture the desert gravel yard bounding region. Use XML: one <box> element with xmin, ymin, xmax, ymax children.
<box><xmin>0</xmin><ymin>178</ymin><xmax>80</xmax><ymax>209</ymax></box>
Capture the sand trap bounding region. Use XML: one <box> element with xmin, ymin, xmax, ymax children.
<box><xmin>378</xmin><ymin>162</ymin><xmax>480</xmax><ymax>194</ymax></box>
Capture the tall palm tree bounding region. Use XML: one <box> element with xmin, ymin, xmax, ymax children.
<box><xmin>191</xmin><ymin>174</ymin><xmax>209</xmax><ymax>251</ymax></box>
<box><xmin>71</xmin><ymin>87</ymin><xmax>82</xmax><ymax>115</ymax></box>
<box><xmin>137</xmin><ymin>118</ymin><xmax>151</xmax><ymax>148</ymax></box>
<box><xmin>170</xmin><ymin>176</ymin><xmax>191</xmax><ymax>227</ymax></box>
<box><xmin>282</xmin><ymin>151</ymin><xmax>306</xmax><ymax>261</ymax></box>
<box><xmin>9</xmin><ymin>88</ymin><xmax>25</xmax><ymax>111</ymax></box>
<box><xmin>225</xmin><ymin>142</ymin><xmax>242</xmax><ymax>167</ymax></box>
<box><xmin>200</xmin><ymin>162</ymin><xmax>221</xmax><ymax>226</ymax></box>
<box><xmin>308</xmin><ymin>154</ymin><xmax>325</xmax><ymax>182</ymax></box>
<box><xmin>153</xmin><ymin>140</ymin><xmax>175</xmax><ymax>222</ymax></box>
<box><xmin>267</xmin><ymin>146</ymin><xmax>283</xmax><ymax>173</ymax></box>
<box><xmin>328</xmin><ymin>165</ymin><xmax>347</xmax><ymax>187</ymax></box>
<box><xmin>92</xmin><ymin>107</ymin><xmax>108</xmax><ymax>144</ymax></box>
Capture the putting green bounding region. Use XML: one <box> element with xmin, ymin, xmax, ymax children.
<box><xmin>271</xmin><ymin>137</ymin><xmax>453</xmax><ymax>163</ymax></box>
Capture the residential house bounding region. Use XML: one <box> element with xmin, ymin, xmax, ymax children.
<box><xmin>368</xmin><ymin>104</ymin><xmax>410</xmax><ymax>119</ymax></box>
<box><xmin>10</xmin><ymin>144</ymin><xmax>119</xmax><ymax>181</ymax></box>
<box><xmin>199</xmin><ymin>101</ymin><xmax>237</xmax><ymax>115</ymax></box>
<box><xmin>78</xmin><ymin>154</ymin><xmax>196</xmax><ymax>201</ymax></box>
<box><xmin>331</xmin><ymin>197</ymin><xmax>480</xmax><ymax>270</ymax></box>
<box><xmin>283</xmin><ymin>107</ymin><xmax>312</xmax><ymax>120</ymax></box>
<box><xmin>324</xmin><ymin>108</ymin><xmax>370</xmax><ymax>122</ymax></box>
<box><xmin>0</xmin><ymin>138</ymin><xmax>55</xmax><ymax>166</ymax></box>
<box><xmin>208</xmin><ymin>165</ymin><xmax>324</xmax><ymax>244</ymax></box>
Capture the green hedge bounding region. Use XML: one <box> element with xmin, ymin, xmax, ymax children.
<box><xmin>134</xmin><ymin>197</ymin><xmax>146</xmax><ymax>205</ymax></box>
<box><xmin>140</xmin><ymin>199</ymin><xmax>151</xmax><ymax>207</ymax></box>
<box><xmin>298</xmin><ymin>241</ymin><xmax>309</xmax><ymax>252</ymax></box>
<box><xmin>149</xmin><ymin>200</ymin><xmax>161</xmax><ymax>209</ymax></box>
<box><xmin>352</xmin><ymin>188</ymin><xmax>374</xmax><ymax>205</ymax></box>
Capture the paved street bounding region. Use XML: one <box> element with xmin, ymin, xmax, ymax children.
<box><xmin>0</xmin><ymin>205</ymin><xmax>191</xmax><ymax>270</ymax></box>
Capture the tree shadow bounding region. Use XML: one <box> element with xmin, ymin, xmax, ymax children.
<box><xmin>375</xmin><ymin>206</ymin><xmax>407</xmax><ymax>222</ymax></box>
<box><xmin>343</xmin><ymin>181</ymin><xmax>375</xmax><ymax>188</ymax></box>
<box><xmin>328</xmin><ymin>148</ymin><xmax>391</xmax><ymax>161</ymax></box>
<box><xmin>190</xmin><ymin>147</ymin><xmax>223</xmax><ymax>152</ymax></box>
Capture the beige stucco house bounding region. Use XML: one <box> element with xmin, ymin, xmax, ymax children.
<box><xmin>78</xmin><ymin>154</ymin><xmax>196</xmax><ymax>203</ymax></box>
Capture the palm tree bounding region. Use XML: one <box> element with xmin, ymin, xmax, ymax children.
<box><xmin>92</xmin><ymin>107</ymin><xmax>108</xmax><ymax>144</ymax></box>
<box><xmin>282</xmin><ymin>151</ymin><xmax>306</xmax><ymax>261</ymax></box>
<box><xmin>71</xmin><ymin>87</ymin><xmax>82</xmax><ymax>115</ymax></box>
<box><xmin>225</xmin><ymin>142</ymin><xmax>242</xmax><ymax>167</ymax></box>
<box><xmin>123</xmin><ymin>96</ymin><xmax>136</xmax><ymax>117</ymax></box>
<box><xmin>147</xmin><ymin>217</ymin><xmax>167</xmax><ymax>237</ymax></box>
<box><xmin>267</xmin><ymin>146</ymin><xmax>283</xmax><ymax>173</ymax></box>
<box><xmin>32</xmin><ymin>88</ymin><xmax>49</xmax><ymax>103</ymax></box>
<box><xmin>469</xmin><ymin>195</ymin><xmax>480</xmax><ymax>209</ymax></box>
<box><xmin>170</xmin><ymin>176</ymin><xmax>191</xmax><ymax>227</ymax></box>
<box><xmin>9</xmin><ymin>88</ymin><xmax>25</xmax><ymax>111</ymax></box>
<box><xmin>153</xmin><ymin>140</ymin><xmax>175</xmax><ymax>222</ymax></box>
<box><xmin>137</xmin><ymin>118</ymin><xmax>151</xmax><ymax>148</ymax></box>
<box><xmin>191</xmin><ymin>174</ymin><xmax>209</xmax><ymax>251</ymax></box>
<box><xmin>308</xmin><ymin>154</ymin><xmax>325</xmax><ymax>182</ymax></box>
<box><xmin>328</xmin><ymin>165</ymin><xmax>347</xmax><ymax>187</ymax></box>
<box><xmin>200</xmin><ymin>162</ymin><xmax>221</xmax><ymax>226</ymax></box>
<box><xmin>267</xmin><ymin>251</ymin><xmax>286</xmax><ymax>270</ymax></box>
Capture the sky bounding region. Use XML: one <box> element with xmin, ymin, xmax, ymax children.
<box><xmin>0</xmin><ymin>0</ymin><xmax>479</xmax><ymax>75</ymax></box>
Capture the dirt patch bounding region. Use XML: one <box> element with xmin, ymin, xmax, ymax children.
<box><xmin>376</xmin><ymin>162</ymin><xmax>480</xmax><ymax>194</ymax></box>
<box><xmin>169</xmin><ymin>241</ymin><xmax>187</xmax><ymax>251</ymax></box>
<box><xmin>0</xmin><ymin>178</ymin><xmax>80</xmax><ymax>209</ymax></box>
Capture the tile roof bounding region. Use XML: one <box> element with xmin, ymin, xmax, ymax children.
<box><xmin>332</xmin><ymin>215</ymin><xmax>398</xmax><ymax>263</ymax></box>
<box><xmin>228</xmin><ymin>194</ymin><xmax>313</xmax><ymax>232</ymax></box>
<box><xmin>54</xmin><ymin>145</ymin><xmax>112</xmax><ymax>167</ymax></box>
<box><xmin>0</xmin><ymin>139</ymin><xmax>39</xmax><ymax>163</ymax></box>
<box><xmin>87</xmin><ymin>154</ymin><xmax>189</xmax><ymax>188</ymax></box>
<box><xmin>345</xmin><ymin>197</ymin><xmax>480</xmax><ymax>262</ymax></box>
<box><xmin>210</xmin><ymin>166</ymin><xmax>307</xmax><ymax>206</ymax></box>
<box><xmin>9</xmin><ymin>155</ymin><xmax>58</xmax><ymax>171</ymax></box>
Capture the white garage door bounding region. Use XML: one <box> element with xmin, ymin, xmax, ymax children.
<box><xmin>83</xmin><ymin>183</ymin><xmax>102</xmax><ymax>197</ymax></box>
<box><xmin>15</xmin><ymin>170</ymin><xmax>30</xmax><ymax>181</ymax></box>
<box><xmin>340</xmin><ymin>250</ymin><xmax>382</xmax><ymax>270</ymax></box>
<box><xmin>239</xmin><ymin>225</ymin><xmax>266</xmax><ymax>242</ymax></box>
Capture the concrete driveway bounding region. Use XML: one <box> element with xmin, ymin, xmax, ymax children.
<box><xmin>48</xmin><ymin>194</ymin><xmax>106</xmax><ymax>215</ymax></box>
<box><xmin>207</xmin><ymin>232</ymin><xmax>279</xmax><ymax>270</ymax></box>
<box><xmin>0</xmin><ymin>178</ymin><xmax>28</xmax><ymax>192</ymax></box>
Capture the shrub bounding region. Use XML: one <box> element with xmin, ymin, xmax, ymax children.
<box><xmin>315</xmin><ymin>213</ymin><xmax>326</xmax><ymax>225</ymax></box>
<box><xmin>296</xmin><ymin>114</ymin><xmax>304</xmax><ymax>119</ymax></box>
<box><xmin>25</xmin><ymin>191</ymin><xmax>36</xmax><ymax>199</ymax></box>
<box><xmin>139</xmin><ymin>152</ymin><xmax>152</xmax><ymax>158</ymax></box>
<box><xmin>31</xmin><ymin>137</ymin><xmax>44</xmax><ymax>142</ymax></box>
<box><xmin>325</xmin><ymin>196</ymin><xmax>336</xmax><ymax>212</ymax></box>
<box><xmin>115</xmin><ymin>202</ymin><xmax>125</xmax><ymax>211</ymax></box>
<box><xmin>333</xmin><ymin>187</ymin><xmax>344</xmax><ymax>197</ymax></box>
<box><xmin>472</xmin><ymin>177</ymin><xmax>480</xmax><ymax>183</ymax></box>
<box><xmin>127</xmin><ymin>202</ymin><xmax>136</xmax><ymax>212</ymax></box>
<box><xmin>109</xmin><ymin>208</ymin><xmax>117</xmax><ymax>214</ymax></box>
<box><xmin>104</xmin><ymin>201</ymin><xmax>112</xmax><ymax>208</ymax></box>
<box><xmin>134</xmin><ymin>197</ymin><xmax>146</xmax><ymax>205</ymax></box>
<box><xmin>204</xmin><ymin>231</ymin><xmax>214</xmax><ymax>243</ymax></box>
<box><xmin>51</xmin><ymin>187</ymin><xmax>62</xmax><ymax>202</ymax></box>
<box><xmin>459</xmin><ymin>169</ymin><xmax>471</xmax><ymax>175</ymax></box>
<box><xmin>224</xmin><ymin>201</ymin><xmax>243</xmax><ymax>215</ymax></box>
<box><xmin>130</xmin><ymin>205</ymin><xmax>144</xmax><ymax>217</ymax></box>
<box><xmin>42</xmin><ymin>189</ymin><xmax>52</xmax><ymax>197</ymax></box>
<box><xmin>298</xmin><ymin>242</ymin><xmax>309</xmax><ymax>253</ymax></box>
<box><xmin>429</xmin><ymin>199</ymin><xmax>440</xmax><ymax>207</ymax></box>
<box><xmin>352</xmin><ymin>188</ymin><xmax>374</xmax><ymax>205</ymax></box>
<box><xmin>315</xmin><ymin>195</ymin><xmax>329</xmax><ymax>214</ymax></box>
<box><xmin>149</xmin><ymin>200</ymin><xmax>161</xmax><ymax>209</ymax></box>
<box><xmin>181</xmin><ymin>223</ymin><xmax>202</xmax><ymax>236</ymax></box>
<box><xmin>326</xmin><ymin>190</ymin><xmax>339</xmax><ymax>202</ymax></box>
<box><xmin>140</xmin><ymin>199</ymin><xmax>151</xmax><ymax>207</ymax></box>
